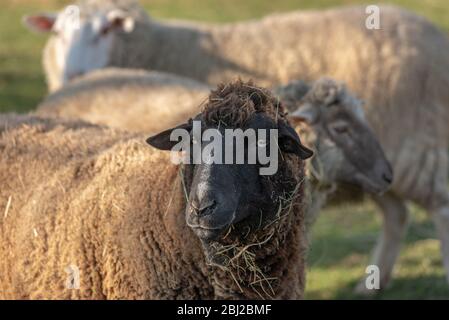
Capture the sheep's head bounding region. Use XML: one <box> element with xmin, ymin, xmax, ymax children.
<box><xmin>147</xmin><ymin>80</ymin><xmax>313</xmax><ymax>262</ymax></box>
<box><xmin>281</xmin><ymin>77</ymin><xmax>393</xmax><ymax>194</ymax></box>
<box><xmin>23</xmin><ymin>0</ymin><xmax>148</xmax><ymax>91</ymax></box>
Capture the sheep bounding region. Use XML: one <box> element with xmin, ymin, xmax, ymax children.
<box><xmin>36</xmin><ymin>68</ymin><xmax>393</xmax><ymax>228</ymax></box>
<box><xmin>0</xmin><ymin>80</ymin><xmax>318</xmax><ymax>299</ymax></box>
<box><xmin>24</xmin><ymin>2</ymin><xmax>448</xmax><ymax>94</ymax></box>
<box><xmin>278</xmin><ymin>71</ymin><xmax>449</xmax><ymax>294</ymax></box>
<box><xmin>36</xmin><ymin>68</ymin><xmax>210</xmax><ymax>133</ymax></box>
<box><xmin>25</xmin><ymin>0</ymin><xmax>449</xmax><ymax>293</ymax></box>
<box><xmin>38</xmin><ymin>70</ymin><xmax>392</xmax><ymax>201</ymax></box>
<box><xmin>25</xmin><ymin>0</ymin><xmax>449</xmax><ymax>291</ymax></box>
<box><xmin>23</xmin><ymin>0</ymin><xmax>150</xmax><ymax>92</ymax></box>
<box><xmin>36</xmin><ymin>73</ymin><xmax>394</xmax><ymax>293</ymax></box>
<box><xmin>273</xmin><ymin>79</ymin><xmax>393</xmax><ymax>227</ymax></box>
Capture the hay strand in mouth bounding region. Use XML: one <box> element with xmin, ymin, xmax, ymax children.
<box><xmin>223</xmin><ymin>224</ymin><xmax>234</xmax><ymax>239</ymax></box>
<box><xmin>208</xmin><ymin>177</ymin><xmax>304</xmax><ymax>299</ymax></box>
<box><xmin>163</xmin><ymin>166</ymin><xmax>188</xmax><ymax>218</ymax></box>
<box><xmin>178</xmin><ymin>167</ymin><xmax>189</xmax><ymax>203</ymax></box>
<box><xmin>227</xmin><ymin>268</ymin><xmax>244</xmax><ymax>293</ymax></box>
<box><xmin>228</xmin><ymin>230</ymin><xmax>274</xmax><ymax>263</ymax></box>
<box><xmin>3</xmin><ymin>196</ymin><xmax>12</xmax><ymax>218</ymax></box>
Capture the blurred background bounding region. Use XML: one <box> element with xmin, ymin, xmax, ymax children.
<box><xmin>1</xmin><ymin>0</ymin><xmax>449</xmax><ymax>299</ymax></box>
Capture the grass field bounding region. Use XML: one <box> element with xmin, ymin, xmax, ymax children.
<box><xmin>1</xmin><ymin>0</ymin><xmax>449</xmax><ymax>299</ymax></box>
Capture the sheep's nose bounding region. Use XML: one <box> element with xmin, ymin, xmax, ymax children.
<box><xmin>190</xmin><ymin>199</ymin><xmax>216</xmax><ymax>216</ymax></box>
<box><xmin>383</xmin><ymin>173</ymin><xmax>392</xmax><ymax>184</ymax></box>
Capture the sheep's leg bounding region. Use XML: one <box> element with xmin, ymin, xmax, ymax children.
<box><xmin>431</xmin><ymin>204</ymin><xmax>449</xmax><ymax>284</ymax></box>
<box><xmin>354</xmin><ymin>192</ymin><xmax>408</xmax><ymax>295</ymax></box>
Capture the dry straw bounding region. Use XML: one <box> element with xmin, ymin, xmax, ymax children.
<box><xmin>3</xmin><ymin>196</ymin><xmax>12</xmax><ymax>218</ymax></box>
<box><xmin>209</xmin><ymin>178</ymin><xmax>304</xmax><ymax>299</ymax></box>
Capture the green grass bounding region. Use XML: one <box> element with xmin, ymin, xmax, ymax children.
<box><xmin>306</xmin><ymin>202</ymin><xmax>449</xmax><ymax>299</ymax></box>
<box><xmin>1</xmin><ymin>0</ymin><xmax>449</xmax><ymax>299</ymax></box>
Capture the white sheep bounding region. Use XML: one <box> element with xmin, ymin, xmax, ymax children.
<box><xmin>36</xmin><ymin>68</ymin><xmax>210</xmax><ymax>133</ymax></box>
<box><xmin>24</xmin><ymin>0</ymin><xmax>149</xmax><ymax>92</ymax></box>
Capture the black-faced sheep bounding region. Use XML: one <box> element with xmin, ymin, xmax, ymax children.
<box><xmin>36</xmin><ymin>74</ymin><xmax>393</xmax><ymax>295</ymax></box>
<box><xmin>0</xmin><ymin>80</ymin><xmax>314</xmax><ymax>299</ymax></box>
<box><xmin>37</xmin><ymin>70</ymin><xmax>393</xmax><ymax>214</ymax></box>
<box><xmin>25</xmin><ymin>0</ymin><xmax>449</xmax><ymax>293</ymax></box>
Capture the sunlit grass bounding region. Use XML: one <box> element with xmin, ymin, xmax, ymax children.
<box><xmin>306</xmin><ymin>201</ymin><xmax>449</xmax><ymax>299</ymax></box>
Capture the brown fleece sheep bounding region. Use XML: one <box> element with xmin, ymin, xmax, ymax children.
<box><xmin>0</xmin><ymin>80</ymin><xmax>311</xmax><ymax>299</ymax></box>
<box><xmin>27</xmin><ymin>1</ymin><xmax>449</xmax><ymax>291</ymax></box>
<box><xmin>37</xmin><ymin>72</ymin><xmax>392</xmax><ymax>233</ymax></box>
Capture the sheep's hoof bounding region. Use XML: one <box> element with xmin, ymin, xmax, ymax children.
<box><xmin>353</xmin><ymin>281</ymin><xmax>380</xmax><ymax>297</ymax></box>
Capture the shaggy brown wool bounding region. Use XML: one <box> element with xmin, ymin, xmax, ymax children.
<box><xmin>203</xmin><ymin>79</ymin><xmax>283</xmax><ymax>127</ymax></box>
<box><xmin>195</xmin><ymin>80</ymin><xmax>307</xmax><ymax>298</ymax></box>
<box><xmin>0</xmin><ymin>82</ymin><xmax>307</xmax><ymax>299</ymax></box>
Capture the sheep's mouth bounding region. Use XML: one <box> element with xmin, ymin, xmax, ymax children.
<box><xmin>187</xmin><ymin>212</ymin><xmax>235</xmax><ymax>241</ymax></box>
<box><xmin>194</xmin><ymin>226</ymin><xmax>236</xmax><ymax>267</ymax></box>
<box><xmin>191</xmin><ymin>225</ymin><xmax>227</xmax><ymax>241</ymax></box>
<box><xmin>351</xmin><ymin>172</ymin><xmax>391</xmax><ymax>195</ymax></box>
<box><xmin>186</xmin><ymin>207</ymin><xmax>239</xmax><ymax>241</ymax></box>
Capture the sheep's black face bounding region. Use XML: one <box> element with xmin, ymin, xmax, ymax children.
<box><xmin>184</xmin><ymin>155</ymin><xmax>264</xmax><ymax>241</ymax></box>
<box><xmin>147</xmin><ymin>113</ymin><xmax>313</xmax><ymax>242</ymax></box>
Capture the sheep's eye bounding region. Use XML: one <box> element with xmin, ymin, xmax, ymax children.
<box><xmin>100</xmin><ymin>26</ymin><xmax>110</xmax><ymax>36</ymax></box>
<box><xmin>331</xmin><ymin>97</ymin><xmax>341</xmax><ymax>105</ymax></box>
<box><xmin>329</xmin><ymin>102</ymin><xmax>340</xmax><ymax>108</ymax></box>
<box><xmin>334</xmin><ymin>126</ymin><xmax>349</xmax><ymax>134</ymax></box>
<box><xmin>331</xmin><ymin>123</ymin><xmax>349</xmax><ymax>134</ymax></box>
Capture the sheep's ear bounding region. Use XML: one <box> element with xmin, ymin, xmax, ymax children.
<box><xmin>310</xmin><ymin>77</ymin><xmax>341</xmax><ymax>106</ymax></box>
<box><xmin>106</xmin><ymin>10</ymin><xmax>135</xmax><ymax>33</ymax></box>
<box><xmin>146</xmin><ymin>121</ymin><xmax>192</xmax><ymax>151</ymax></box>
<box><xmin>278</xmin><ymin>120</ymin><xmax>314</xmax><ymax>159</ymax></box>
<box><xmin>288</xmin><ymin>102</ymin><xmax>318</xmax><ymax>124</ymax></box>
<box><xmin>23</xmin><ymin>13</ymin><xmax>57</xmax><ymax>33</ymax></box>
